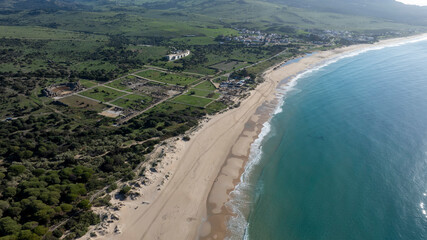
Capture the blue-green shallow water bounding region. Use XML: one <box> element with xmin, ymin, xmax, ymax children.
<box><xmin>232</xmin><ymin>39</ymin><xmax>427</xmax><ymax>240</ymax></box>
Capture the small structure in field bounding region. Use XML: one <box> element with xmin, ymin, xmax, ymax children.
<box><xmin>165</xmin><ymin>50</ymin><xmax>190</xmax><ymax>61</ymax></box>
<box><xmin>43</xmin><ymin>81</ymin><xmax>82</xmax><ymax>97</ymax></box>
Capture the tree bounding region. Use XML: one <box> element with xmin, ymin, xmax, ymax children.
<box><xmin>36</xmin><ymin>146</ymin><xmax>48</xmax><ymax>157</ymax></box>
<box><xmin>0</xmin><ymin>201</ymin><xmax>9</xmax><ymax>211</ymax></box>
<box><xmin>20</xmin><ymin>150</ymin><xmax>33</xmax><ymax>159</ymax></box>
<box><xmin>60</xmin><ymin>203</ymin><xmax>73</xmax><ymax>213</ymax></box>
<box><xmin>18</xmin><ymin>229</ymin><xmax>41</xmax><ymax>240</ymax></box>
<box><xmin>41</xmin><ymin>172</ymin><xmax>60</xmax><ymax>185</ymax></box>
<box><xmin>72</xmin><ymin>166</ymin><xmax>94</xmax><ymax>183</ymax></box>
<box><xmin>119</xmin><ymin>185</ymin><xmax>131</xmax><ymax>195</ymax></box>
<box><xmin>182</xmin><ymin>136</ymin><xmax>190</xmax><ymax>141</ymax></box>
<box><xmin>8</xmin><ymin>165</ymin><xmax>26</xmax><ymax>176</ymax></box>
<box><xmin>5</xmin><ymin>206</ymin><xmax>21</xmax><ymax>219</ymax></box>
<box><xmin>4</xmin><ymin>187</ymin><xmax>17</xmax><ymax>198</ymax></box>
<box><xmin>77</xmin><ymin>200</ymin><xmax>91</xmax><ymax>210</ymax></box>
<box><xmin>34</xmin><ymin>207</ymin><xmax>55</xmax><ymax>223</ymax></box>
<box><xmin>33</xmin><ymin>226</ymin><xmax>47</xmax><ymax>236</ymax></box>
<box><xmin>22</xmin><ymin>222</ymin><xmax>38</xmax><ymax>230</ymax></box>
<box><xmin>0</xmin><ymin>217</ymin><xmax>21</xmax><ymax>236</ymax></box>
<box><xmin>31</xmin><ymin>169</ymin><xmax>44</xmax><ymax>177</ymax></box>
<box><xmin>52</xmin><ymin>229</ymin><xmax>64</xmax><ymax>238</ymax></box>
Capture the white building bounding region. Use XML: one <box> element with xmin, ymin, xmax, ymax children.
<box><xmin>166</xmin><ymin>50</ymin><xmax>190</xmax><ymax>61</ymax></box>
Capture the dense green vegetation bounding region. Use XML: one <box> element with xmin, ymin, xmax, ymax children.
<box><xmin>0</xmin><ymin>99</ymin><xmax>217</xmax><ymax>238</ymax></box>
<box><xmin>172</xmin><ymin>95</ymin><xmax>213</xmax><ymax>107</ymax></box>
<box><xmin>0</xmin><ymin>0</ymin><xmax>426</xmax><ymax>238</ymax></box>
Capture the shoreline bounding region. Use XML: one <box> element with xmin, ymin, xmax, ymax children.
<box><xmin>197</xmin><ymin>33</ymin><xmax>427</xmax><ymax>240</ymax></box>
<box><xmin>83</xmin><ymin>33</ymin><xmax>427</xmax><ymax>240</ymax></box>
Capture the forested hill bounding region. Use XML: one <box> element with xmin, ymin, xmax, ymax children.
<box><xmin>0</xmin><ymin>0</ymin><xmax>88</xmax><ymax>11</ymax></box>
<box><xmin>1</xmin><ymin>0</ymin><xmax>427</xmax><ymax>27</ymax></box>
<box><xmin>270</xmin><ymin>0</ymin><xmax>427</xmax><ymax>26</ymax></box>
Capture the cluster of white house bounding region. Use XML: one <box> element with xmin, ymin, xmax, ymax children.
<box><xmin>165</xmin><ymin>50</ymin><xmax>191</xmax><ymax>61</ymax></box>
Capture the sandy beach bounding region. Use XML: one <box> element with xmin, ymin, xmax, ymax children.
<box><xmin>83</xmin><ymin>33</ymin><xmax>427</xmax><ymax>240</ymax></box>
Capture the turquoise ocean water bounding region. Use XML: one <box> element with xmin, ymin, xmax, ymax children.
<box><xmin>227</xmin><ymin>38</ymin><xmax>427</xmax><ymax>240</ymax></box>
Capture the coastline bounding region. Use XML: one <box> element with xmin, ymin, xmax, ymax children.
<box><xmin>197</xmin><ymin>33</ymin><xmax>427</xmax><ymax>240</ymax></box>
<box><xmin>84</xmin><ymin>33</ymin><xmax>427</xmax><ymax>240</ymax></box>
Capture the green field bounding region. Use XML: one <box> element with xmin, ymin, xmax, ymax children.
<box><xmin>0</xmin><ymin>25</ymin><xmax>107</xmax><ymax>41</ymax></box>
<box><xmin>171</xmin><ymin>95</ymin><xmax>213</xmax><ymax>107</ymax></box>
<box><xmin>210</xmin><ymin>61</ymin><xmax>245</xmax><ymax>71</ymax></box>
<box><xmin>80</xmin><ymin>86</ymin><xmax>128</xmax><ymax>102</ymax></box>
<box><xmin>136</xmin><ymin>70</ymin><xmax>199</xmax><ymax>86</ymax></box>
<box><xmin>79</xmin><ymin>79</ymin><xmax>98</xmax><ymax>88</ymax></box>
<box><xmin>106</xmin><ymin>78</ymin><xmax>133</xmax><ymax>91</ymax></box>
<box><xmin>187</xmin><ymin>89</ymin><xmax>220</xmax><ymax>99</ymax></box>
<box><xmin>194</xmin><ymin>81</ymin><xmax>216</xmax><ymax>91</ymax></box>
<box><xmin>59</xmin><ymin>95</ymin><xmax>107</xmax><ymax>112</ymax></box>
<box><xmin>111</xmin><ymin>94</ymin><xmax>153</xmax><ymax>110</ymax></box>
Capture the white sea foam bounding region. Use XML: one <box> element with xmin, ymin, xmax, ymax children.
<box><xmin>225</xmin><ymin>69</ymin><xmax>302</xmax><ymax>240</ymax></box>
<box><xmin>421</xmin><ymin>201</ymin><xmax>426</xmax><ymax>217</ymax></box>
<box><xmin>225</xmin><ymin>35</ymin><xmax>427</xmax><ymax>240</ymax></box>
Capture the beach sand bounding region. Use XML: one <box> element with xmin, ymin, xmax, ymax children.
<box><xmin>84</xmin><ymin>33</ymin><xmax>427</xmax><ymax>240</ymax></box>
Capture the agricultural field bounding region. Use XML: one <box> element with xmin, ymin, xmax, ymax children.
<box><xmin>106</xmin><ymin>78</ymin><xmax>133</xmax><ymax>91</ymax></box>
<box><xmin>111</xmin><ymin>94</ymin><xmax>153</xmax><ymax>110</ymax></box>
<box><xmin>171</xmin><ymin>95</ymin><xmax>213</xmax><ymax>107</ymax></box>
<box><xmin>58</xmin><ymin>95</ymin><xmax>107</xmax><ymax>112</ymax></box>
<box><xmin>181</xmin><ymin>65</ymin><xmax>217</xmax><ymax>75</ymax></box>
<box><xmin>80</xmin><ymin>79</ymin><xmax>98</xmax><ymax>88</ymax></box>
<box><xmin>136</xmin><ymin>70</ymin><xmax>199</xmax><ymax>86</ymax></box>
<box><xmin>194</xmin><ymin>80</ymin><xmax>217</xmax><ymax>91</ymax></box>
<box><xmin>79</xmin><ymin>86</ymin><xmax>128</xmax><ymax>103</ymax></box>
<box><xmin>187</xmin><ymin>89</ymin><xmax>220</xmax><ymax>99</ymax></box>
<box><xmin>210</xmin><ymin>60</ymin><xmax>246</xmax><ymax>71</ymax></box>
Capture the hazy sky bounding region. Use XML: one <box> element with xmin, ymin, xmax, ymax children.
<box><xmin>396</xmin><ymin>0</ymin><xmax>427</xmax><ymax>6</ymax></box>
